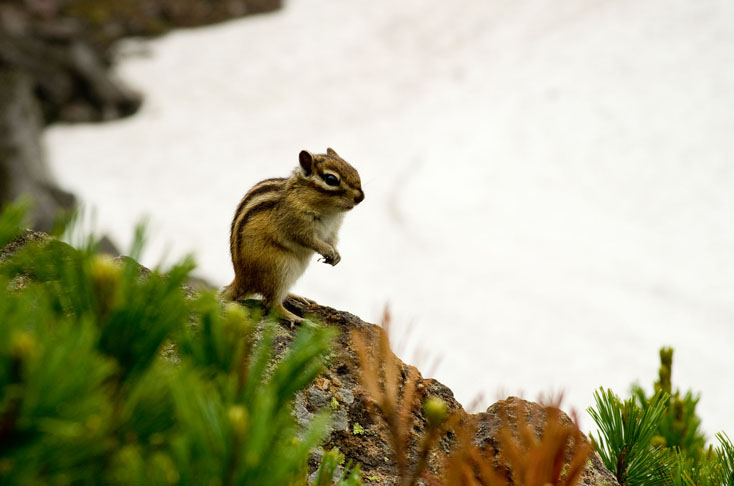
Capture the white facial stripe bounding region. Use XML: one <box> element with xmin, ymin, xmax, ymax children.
<box><xmin>313</xmin><ymin>178</ymin><xmax>343</xmax><ymax>191</ymax></box>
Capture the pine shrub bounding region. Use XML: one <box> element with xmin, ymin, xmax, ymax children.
<box><xmin>0</xmin><ymin>202</ymin><xmax>356</xmax><ymax>485</ymax></box>
<box><xmin>589</xmin><ymin>348</ymin><xmax>734</xmax><ymax>486</ymax></box>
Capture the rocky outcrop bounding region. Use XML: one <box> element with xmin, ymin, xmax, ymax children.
<box><xmin>280</xmin><ymin>298</ymin><xmax>620</xmax><ymax>485</ymax></box>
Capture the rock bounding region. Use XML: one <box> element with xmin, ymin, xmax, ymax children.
<box><xmin>476</xmin><ymin>397</ymin><xmax>620</xmax><ymax>486</ymax></box>
<box><xmin>0</xmin><ymin>1</ymin><xmax>281</xmax><ymax>124</ymax></box>
<box><xmin>60</xmin><ymin>0</ymin><xmax>283</xmax><ymax>50</ymax></box>
<box><xmin>280</xmin><ymin>298</ymin><xmax>621</xmax><ymax>485</ymax></box>
<box><xmin>0</xmin><ymin>0</ymin><xmax>282</xmax><ymax>236</ymax></box>
<box><xmin>0</xmin><ymin>69</ymin><xmax>75</xmax><ymax>232</ymax></box>
<box><xmin>0</xmin><ymin>4</ymin><xmax>142</xmax><ymax>123</ymax></box>
<box><xmin>0</xmin><ymin>229</ymin><xmax>50</xmax><ymax>263</ymax></box>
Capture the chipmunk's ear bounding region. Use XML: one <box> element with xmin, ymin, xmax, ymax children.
<box><xmin>299</xmin><ymin>150</ymin><xmax>314</xmax><ymax>176</ymax></box>
<box><xmin>326</xmin><ymin>147</ymin><xmax>339</xmax><ymax>158</ymax></box>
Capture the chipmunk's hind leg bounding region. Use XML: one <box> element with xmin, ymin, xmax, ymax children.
<box><xmin>287</xmin><ymin>294</ymin><xmax>316</xmax><ymax>306</ymax></box>
<box><xmin>260</xmin><ymin>280</ymin><xmax>304</xmax><ymax>328</ymax></box>
<box><xmin>221</xmin><ymin>278</ymin><xmax>254</xmax><ymax>303</ymax></box>
<box><xmin>265</xmin><ymin>295</ymin><xmax>304</xmax><ymax>328</ymax></box>
<box><xmin>272</xmin><ymin>303</ymin><xmax>304</xmax><ymax>328</ymax></box>
<box><xmin>221</xmin><ymin>281</ymin><xmax>239</xmax><ymax>301</ymax></box>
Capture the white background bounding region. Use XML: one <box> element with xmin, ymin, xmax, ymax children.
<box><xmin>46</xmin><ymin>0</ymin><xmax>734</xmax><ymax>437</ymax></box>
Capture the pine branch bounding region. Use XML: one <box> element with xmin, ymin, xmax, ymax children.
<box><xmin>588</xmin><ymin>388</ymin><xmax>669</xmax><ymax>486</ymax></box>
<box><xmin>717</xmin><ymin>432</ymin><xmax>734</xmax><ymax>486</ymax></box>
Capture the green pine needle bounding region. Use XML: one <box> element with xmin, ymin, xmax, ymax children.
<box><xmin>588</xmin><ymin>388</ymin><xmax>669</xmax><ymax>486</ymax></box>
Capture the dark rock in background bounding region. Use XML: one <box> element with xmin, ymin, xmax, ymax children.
<box><xmin>0</xmin><ymin>3</ymin><xmax>142</xmax><ymax>124</ymax></box>
<box><xmin>0</xmin><ymin>0</ymin><xmax>281</xmax><ymax>235</ymax></box>
<box><xmin>0</xmin><ymin>0</ymin><xmax>281</xmax><ymax>124</ymax></box>
<box><xmin>0</xmin><ymin>68</ymin><xmax>75</xmax><ymax>232</ymax></box>
<box><xmin>60</xmin><ymin>0</ymin><xmax>282</xmax><ymax>50</ymax></box>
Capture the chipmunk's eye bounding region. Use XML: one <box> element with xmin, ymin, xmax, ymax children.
<box><xmin>323</xmin><ymin>174</ymin><xmax>340</xmax><ymax>186</ymax></box>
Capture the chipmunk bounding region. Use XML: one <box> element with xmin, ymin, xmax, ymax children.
<box><xmin>224</xmin><ymin>148</ymin><xmax>364</xmax><ymax>325</ymax></box>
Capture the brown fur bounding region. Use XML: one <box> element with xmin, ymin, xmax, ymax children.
<box><xmin>225</xmin><ymin>148</ymin><xmax>364</xmax><ymax>324</ymax></box>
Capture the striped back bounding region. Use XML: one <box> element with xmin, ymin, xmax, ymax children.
<box><xmin>229</xmin><ymin>177</ymin><xmax>286</xmax><ymax>266</ymax></box>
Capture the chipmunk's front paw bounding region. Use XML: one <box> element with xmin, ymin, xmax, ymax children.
<box><xmin>321</xmin><ymin>248</ymin><xmax>341</xmax><ymax>266</ymax></box>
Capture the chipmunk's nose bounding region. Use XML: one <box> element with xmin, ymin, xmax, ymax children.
<box><xmin>354</xmin><ymin>189</ymin><xmax>364</xmax><ymax>204</ymax></box>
